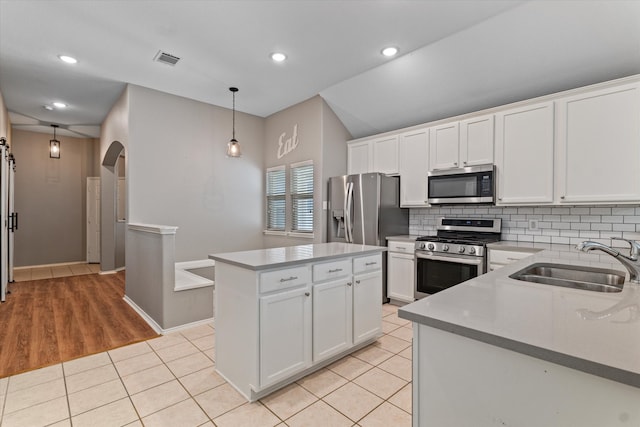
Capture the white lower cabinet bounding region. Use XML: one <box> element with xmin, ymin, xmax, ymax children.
<box><xmin>353</xmin><ymin>270</ymin><xmax>383</xmax><ymax>344</ymax></box>
<box><xmin>260</xmin><ymin>286</ymin><xmax>312</xmax><ymax>388</ymax></box>
<box><xmin>313</xmin><ymin>278</ymin><xmax>353</xmax><ymax>362</ymax></box>
<box><xmin>215</xmin><ymin>251</ymin><xmax>383</xmax><ymax>402</ymax></box>
<box><xmin>387</xmin><ymin>240</ymin><xmax>415</xmax><ymax>303</ymax></box>
<box><xmin>487</xmin><ymin>248</ymin><xmax>538</xmax><ymax>271</ymax></box>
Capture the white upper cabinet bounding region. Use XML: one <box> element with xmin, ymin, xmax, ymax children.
<box><xmin>495</xmin><ymin>102</ymin><xmax>555</xmax><ymax>205</ymax></box>
<box><xmin>459</xmin><ymin>114</ymin><xmax>494</xmax><ymax>167</ymax></box>
<box><xmin>347</xmin><ymin>140</ymin><xmax>371</xmax><ymax>175</ymax></box>
<box><xmin>555</xmin><ymin>82</ymin><xmax>640</xmax><ymax>204</ymax></box>
<box><xmin>429</xmin><ymin>115</ymin><xmax>494</xmax><ymax>171</ymax></box>
<box><xmin>372</xmin><ymin>135</ymin><xmax>399</xmax><ymax>175</ymax></box>
<box><xmin>347</xmin><ymin>135</ymin><xmax>398</xmax><ymax>175</ymax></box>
<box><xmin>429</xmin><ymin>122</ymin><xmax>460</xmax><ymax>170</ymax></box>
<box><xmin>398</xmin><ymin>128</ymin><xmax>429</xmax><ymax>207</ymax></box>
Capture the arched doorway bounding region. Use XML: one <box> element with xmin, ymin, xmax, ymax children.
<box><xmin>101</xmin><ymin>141</ymin><xmax>125</xmax><ymax>272</ymax></box>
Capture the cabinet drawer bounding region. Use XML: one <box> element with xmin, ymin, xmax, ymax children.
<box><xmin>488</xmin><ymin>249</ymin><xmax>535</xmax><ymax>265</ymax></box>
<box><xmin>313</xmin><ymin>259</ymin><xmax>352</xmax><ymax>282</ymax></box>
<box><xmin>353</xmin><ymin>254</ymin><xmax>382</xmax><ymax>274</ymax></box>
<box><xmin>388</xmin><ymin>241</ymin><xmax>415</xmax><ymax>253</ymax></box>
<box><xmin>260</xmin><ymin>266</ymin><xmax>310</xmax><ymax>293</ymax></box>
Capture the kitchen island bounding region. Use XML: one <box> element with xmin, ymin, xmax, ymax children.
<box><xmin>209</xmin><ymin>242</ymin><xmax>386</xmax><ymax>401</ymax></box>
<box><xmin>399</xmin><ymin>249</ymin><xmax>640</xmax><ymax>427</ymax></box>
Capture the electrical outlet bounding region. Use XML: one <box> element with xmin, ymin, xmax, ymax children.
<box><xmin>528</xmin><ymin>219</ymin><xmax>539</xmax><ymax>231</ymax></box>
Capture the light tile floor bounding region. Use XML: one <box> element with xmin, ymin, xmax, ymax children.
<box><xmin>13</xmin><ymin>263</ymin><xmax>101</xmax><ymax>282</ymax></box>
<box><xmin>0</xmin><ymin>304</ymin><xmax>412</xmax><ymax>427</ymax></box>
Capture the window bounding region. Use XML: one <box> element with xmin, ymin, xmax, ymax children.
<box><xmin>291</xmin><ymin>161</ymin><xmax>314</xmax><ymax>233</ymax></box>
<box><xmin>266</xmin><ymin>166</ymin><xmax>286</xmax><ymax>231</ymax></box>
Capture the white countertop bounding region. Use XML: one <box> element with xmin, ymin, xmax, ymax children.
<box><xmin>399</xmin><ymin>249</ymin><xmax>640</xmax><ymax>388</ymax></box>
<box><xmin>209</xmin><ymin>242</ymin><xmax>387</xmax><ymax>270</ymax></box>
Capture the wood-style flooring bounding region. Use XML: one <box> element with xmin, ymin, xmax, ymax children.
<box><xmin>0</xmin><ymin>271</ymin><xmax>159</xmax><ymax>378</ymax></box>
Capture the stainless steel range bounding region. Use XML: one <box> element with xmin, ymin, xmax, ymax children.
<box><xmin>414</xmin><ymin>217</ymin><xmax>501</xmax><ymax>299</ymax></box>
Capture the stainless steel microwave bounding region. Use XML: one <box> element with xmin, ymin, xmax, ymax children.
<box><xmin>427</xmin><ymin>164</ymin><xmax>495</xmax><ymax>205</ymax></box>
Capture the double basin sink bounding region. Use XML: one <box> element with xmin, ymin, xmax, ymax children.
<box><xmin>509</xmin><ymin>263</ymin><xmax>625</xmax><ymax>293</ymax></box>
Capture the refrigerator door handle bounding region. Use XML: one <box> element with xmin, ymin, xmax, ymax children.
<box><xmin>345</xmin><ymin>182</ymin><xmax>353</xmax><ymax>243</ymax></box>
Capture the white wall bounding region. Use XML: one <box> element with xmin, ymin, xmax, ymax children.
<box><xmin>127</xmin><ymin>85</ymin><xmax>265</xmax><ymax>261</ymax></box>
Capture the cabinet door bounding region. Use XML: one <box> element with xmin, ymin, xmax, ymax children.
<box><xmin>556</xmin><ymin>83</ymin><xmax>640</xmax><ymax>203</ymax></box>
<box><xmin>429</xmin><ymin>122</ymin><xmax>460</xmax><ymax>170</ymax></box>
<box><xmin>399</xmin><ymin>129</ymin><xmax>429</xmax><ymax>207</ymax></box>
<box><xmin>347</xmin><ymin>141</ymin><xmax>371</xmax><ymax>175</ymax></box>
<box><xmin>372</xmin><ymin>136</ymin><xmax>399</xmax><ymax>175</ymax></box>
<box><xmin>259</xmin><ymin>286</ymin><xmax>312</xmax><ymax>388</ymax></box>
<box><xmin>353</xmin><ymin>271</ymin><xmax>383</xmax><ymax>345</ymax></box>
<box><xmin>387</xmin><ymin>252</ymin><xmax>415</xmax><ymax>303</ymax></box>
<box><xmin>495</xmin><ymin>102</ymin><xmax>554</xmax><ymax>205</ymax></box>
<box><xmin>460</xmin><ymin>114</ymin><xmax>494</xmax><ymax>166</ymax></box>
<box><xmin>313</xmin><ymin>279</ymin><xmax>353</xmax><ymax>362</ymax></box>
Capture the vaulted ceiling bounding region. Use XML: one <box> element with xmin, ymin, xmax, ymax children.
<box><xmin>1</xmin><ymin>0</ymin><xmax>639</xmax><ymax>140</ymax></box>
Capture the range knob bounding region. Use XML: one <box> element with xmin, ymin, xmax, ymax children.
<box><xmin>419</xmin><ymin>243</ymin><xmax>426</xmax><ymax>250</ymax></box>
<box><xmin>469</xmin><ymin>247</ymin><xmax>476</xmax><ymax>255</ymax></box>
<box><xmin>427</xmin><ymin>243</ymin><xmax>435</xmax><ymax>251</ymax></box>
<box><xmin>442</xmin><ymin>244</ymin><xmax>449</xmax><ymax>252</ymax></box>
<box><xmin>458</xmin><ymin>246</ymin><xmax>465</xmax><ymax>253</ymax></box>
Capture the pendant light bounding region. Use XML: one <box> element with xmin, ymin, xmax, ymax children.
<box><xmin>50</xmin><ymin>124</ymin><xmax>61</xmax><ymax>159</ymax></box>
<box><xmin>226</xmin><ymin>87</ymin><xmax>241</xmax><ymax>158</ymax></box>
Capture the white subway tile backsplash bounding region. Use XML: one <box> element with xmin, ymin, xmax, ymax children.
<box><xmin>601</xmin><ymin>216</ymin><xmax>623</xmax><ymax>223</ymax></box>
<box><xmin>590</xmin><ymin>207</ymin><xmax>612</xmax><ymax>215</ymax></box>
<box><xmin>612</xmin><ymin>207</ymin><xmax>635</xmax><ymax>215</ymax></box>
<box><xmin>409</xmin><ymin>205</ymin><xmax>640</xmax><ymax>244</ymax></box>
<box><xmin>612</xmin><ymin>223</ymin><xmax>636</xmax><ymax>232</ymax></box>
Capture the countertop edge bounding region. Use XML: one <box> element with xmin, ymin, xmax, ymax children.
<box><xmin>209</xmin><ymin>245</ymin><xmax>387</xmax><ymax>271</ymax></box>
<box><xmin>399</xmin><ymin>307</ymin><xmax>640</xmax><ymax>390</ymax></box>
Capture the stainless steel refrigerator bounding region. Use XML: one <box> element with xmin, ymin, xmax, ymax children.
<box><xmin>327</xmin><ymin>173</ymin><xmax>409</xmax><ymax>302</ymax></box>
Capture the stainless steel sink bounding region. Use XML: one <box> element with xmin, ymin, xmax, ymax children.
<box><xmin>509</xmin><ymin>263</ymin><xmax>625</xmax><ymax>293</ymax></box>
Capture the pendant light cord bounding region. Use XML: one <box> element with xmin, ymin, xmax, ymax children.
<box><xmin>232</xmin><ymin>90</ymin><xmax>236</xmax><ymax>140</ymax></box>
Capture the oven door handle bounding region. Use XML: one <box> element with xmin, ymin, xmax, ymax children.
<box><xmin>415</xmin><ymin>253</ymin><xmax>484</xmax><ymax>266</ymax></box>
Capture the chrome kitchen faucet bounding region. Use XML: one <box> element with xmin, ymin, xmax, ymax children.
<box><xmin>577</xmin><ymin>237</ymin><xmax>640</xmax><ymax>284</ymax></box>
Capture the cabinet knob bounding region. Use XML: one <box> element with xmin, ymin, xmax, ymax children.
<box><xmin>356</xmin><ymin>280</ymin><xmax>361</xmax><ymax>284</ymax></box>
<box><xmin>305</xmin><ymin>292</ymin><xmax>310</xmax><ymax>297</ymax></box>
<box><xmin>454</xmin><ymin>162</ymin><xmax>458</xmax><ymax>166</ymax></box>
<box><xmin>347</xmin><ymin>282</ymin><xmax>352</xmax><ymax>286</ymax></box>
<box><xmin>561</xmin><ymin>196</ymin><xmax>565</xmax><ymax>199</ymax></box>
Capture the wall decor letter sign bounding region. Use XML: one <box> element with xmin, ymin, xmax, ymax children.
<box><xmin>277</xmin><ymin>124</ymin><xmax>299</xmax><ymax>159</ymax></box>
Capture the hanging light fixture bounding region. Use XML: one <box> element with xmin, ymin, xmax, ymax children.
<box><xmin>50</xmin><ymin>124</ymin><xmax>61</xmax><ymax>159</ymax></box>
<box><xmin>226</xmin><ymin>87</ymin><xmax>242</xmax><ymax>158</ymax></box>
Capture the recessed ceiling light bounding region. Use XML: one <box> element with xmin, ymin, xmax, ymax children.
<box><xmin>381</xmin><ymin>47</ymin><xmax>399</xmax><ymax>57</ymax></box>
<box><xmin>58</xmin><ymin>55</ymin><xmax>77</xmax><ymax>64</ymax></box>
<box><xmin>53</xmin><ymin>102</ymin><xmax>67</xmax><ymax>108</ymax></box>
<box><xmin>43</xmin><ymin>105</ymin><xmax>54</xmax><ymax>111</ymax></box>
<box><xmin>271</xmin><ymin>52</ymin><xmax>287</xmax><ymax>62</ymax></box>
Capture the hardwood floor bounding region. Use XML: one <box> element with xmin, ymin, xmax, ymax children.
<box><xmin>0</xmin><ymin>271</ymin><xmax>159</xmax><ymax>378</ymax></box>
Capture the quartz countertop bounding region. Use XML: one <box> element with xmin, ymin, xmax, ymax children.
<box><xmin>399</xmin><ymin>249</ymin><xmax>640</xmax><ymax>388</ymax></box>
<box><xmin>209</xmin><ymin>242</ymin><xmax>386</xmax><ymax>271</ymax></box>
<box><xmin>386</xmin><ymin>235</ymin><xmax>423</xmax><ymax>242</ymax></box>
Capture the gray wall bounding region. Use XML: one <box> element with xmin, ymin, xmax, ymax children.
<box><xmin>125</xmin><ymin>85</ymin><xmax>265</xmax><ymax>261</ymax></box>
<box><xmin>12</xmin><ymin>129</ymin><xmax>99</xmax><ymax>266</ymax></box>
<box><xmin>263</xmin><ymin>96</ymin><xmax>351</xmax><ymax>248</ymax></box>
<box><xmin>100</xmin><ymin>87</ymin><xmax>129</xmax><ymax>272</ymax></box>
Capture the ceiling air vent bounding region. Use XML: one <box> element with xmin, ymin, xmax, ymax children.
<box><xmin>153</xmin><ymin>50</ymin><xmax>180</xmax><ymax>66</ymax></box>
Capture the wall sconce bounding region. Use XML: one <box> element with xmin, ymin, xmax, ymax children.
<box><xmin>226</xmin><ymin>87</ymin><xmax>242</xmax><ymax>158</ymax></box>
<box><xmin>50</xmin><ymin>124</ymin><xmax>60</xmax><ymax>159</ymax></box>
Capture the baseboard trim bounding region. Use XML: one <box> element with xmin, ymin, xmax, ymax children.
<box><xmin>122</xmin><ymin>295</ymin><xmax>163</xmax><ymax>334</ymax></box>
<box><xmin>99</xmin><ymin>267</ymin><xmax>126</xmax><ymax>275</ymax></box>
<box><xmin>122</xmin><ymin>295</ymin><xmax>214</xmax><ymax>335</ymax></box>
<box><xmin>15</xmin><ymin>261</ymin><xmax>89</xmax><ymax>270</ymax></box>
